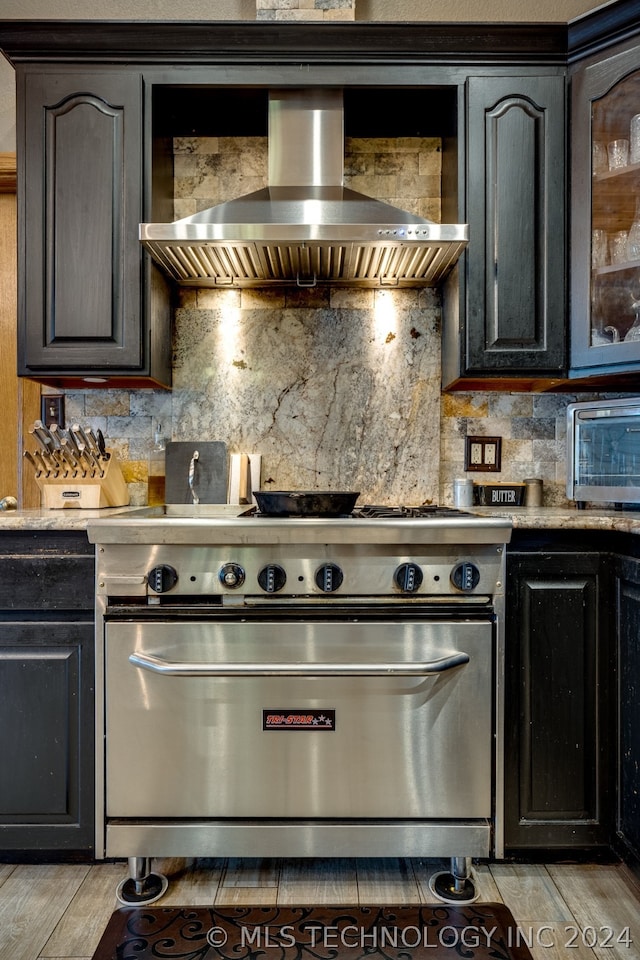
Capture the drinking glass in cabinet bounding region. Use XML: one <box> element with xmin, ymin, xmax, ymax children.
<box><xmin>592</xmin><ymin>140</ymin><xmax>608</xmax><ymax>175</ymax></box>
<box><xmin>608</xmin><ymin>138</ymin><xmax>630</xmax><ymax>169</ymax></box>
<box><xmin>610</xmin><ymin>230</ymin><xmax>629</xmax><ymax>264</ymax></box>
<box><xmin>627</xmin><ymin>198</ymin><xmax>640</xmax><ymax>260</ymax></box>
<box><xmin>592</xmin><ymin>229</ymin><xmax>608</xmax><ymax>267</ymax></box>
<box><xmin>631</xmin><ymin>114</ymin><xmax>640</xmax><ymax>164</ymax></box>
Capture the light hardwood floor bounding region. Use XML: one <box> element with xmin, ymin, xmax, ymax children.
<box><xmin>1</xmin><ymin>858</ymin><xmax>639</xmax><ymax>960</ymax></box>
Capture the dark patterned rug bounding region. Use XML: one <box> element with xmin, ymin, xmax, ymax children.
<box><xmin>91</xmin><ymin>904</ymin><xmax>534</xmax><ymax>960</ymax></box>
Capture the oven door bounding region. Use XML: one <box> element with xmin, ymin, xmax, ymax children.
<box><xmin>104</xmin><ymin>618</ymin><xmax>493</xmax><ymax>819</ymax></box>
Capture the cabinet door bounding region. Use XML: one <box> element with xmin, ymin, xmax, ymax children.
<box><xmin>570</xmin><ymin>41</ymin><xmax>640</xmax><ymax>377</ymax></box>
<box><xmin>614</xmin><ymin>555</ymin><xmax>640</xmax><ymax>864</ymax></box>
<box><xmin>505</xmin><ymin>550</ymin><xmax>613</xmax><ymax>851</ymax></box>
<box><xmin>19</xmin><ymin>69</ymin><xmax>144</xmax><ymax>373</ymax></box>
<box><xmin>462</xmin><ymin>76</ymin><xmax>566</xmax><ymax>377</ymax></box>
<box><xmin>0</xmin><ymin>621</ymin><xmax>94</xmax><ymax>852</ymax></box>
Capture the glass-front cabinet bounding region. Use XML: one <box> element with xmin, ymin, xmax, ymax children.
<box><xmin>571</xmin><ymin>41</ymin><xmax>640</xmax><ymax>378</ymax></box>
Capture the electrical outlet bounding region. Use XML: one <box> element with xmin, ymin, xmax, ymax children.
<box><xmin>41</xmin><ymin>394</ymin><xmax>65</xmax><ymax>427</ymax></box>
<box><xmin>464</xmin><ymin>436</ymin><xmax>502</xmax><ymax>472</ymax></box>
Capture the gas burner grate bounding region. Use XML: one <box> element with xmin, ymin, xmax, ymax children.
<box><xmin>241</xmin><ymin>504</ymin><xmax>474</xmax><ymax>519</ymax></box>
<box><xmin>354</xmin><ymin>505</ymin><xmax>471</xmax><ymax>519</ymax></box>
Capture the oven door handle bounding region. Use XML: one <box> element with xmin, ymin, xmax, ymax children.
<box><xmin>128</xmin><ymin>650</ymin><xmax>470</xmax><ymax>677</ymax></box>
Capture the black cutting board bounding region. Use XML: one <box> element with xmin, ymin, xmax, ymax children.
<box><xmin>165</xmin><ymin>441</ymin><xmax>228</xmax><ymax>504</ymax></box>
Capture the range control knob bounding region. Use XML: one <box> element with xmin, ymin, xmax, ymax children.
<box><xmin>219</xmin><ymin>563</ymin><xmax>246</xmax><ymax>589</ymax></box>
<box><xmin>451</xmin><ymin>561</ymin><xmax>481</xmax><ymax>592</ymax></box>
<box><xmin>148</xmin><ymin>564</ymin><xmax>178</xmax><ymax>594</ymax></box>
<box><xmin>257</xmin><ymin>564</ymin><xmax>287</xmax><ymax>594</ymax></box>
<box><xmin>394</xmin><ymin>562</ymin><xmax>424</xmax><ymax>593</ymax></box>
<box><xmin>315</xmin><ymin>563</ymin><xmax>344</xmax><ymax>593</ymax></box>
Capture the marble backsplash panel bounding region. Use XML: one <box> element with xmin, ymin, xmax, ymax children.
<box><xmin>171</xmin><ymin>285</ymin><xmax>442</xmax><ymax>504</ymax></box>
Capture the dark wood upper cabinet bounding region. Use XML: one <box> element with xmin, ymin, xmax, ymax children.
<box><xmin>0</xmin><ymin>20</ymin><xmax>574</xmax><ymax>391</ymax></box>
<box><xmin>570</xmin><ymin>40</ymin><xmax>640</xmax><ymax>381</ymax></box>
<box><xmin>17</xmin><ymin>67</ymin><xmax>171</xmax><ymax>388</ymax></box>
<box><xmin>442</xmin><ymin>74</ymin><xmax>567</xmax><ymax>390</ymax></box>
<box><xmin>5</xmin><ymin>13</ymin><xmax>640</xmax><ymax>390</ymax></box>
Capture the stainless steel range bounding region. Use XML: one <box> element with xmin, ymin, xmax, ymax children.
<box><xmin>88</xmin><ymin>505</ymin><xmax>511</xmax><ymax>906</ymax></box>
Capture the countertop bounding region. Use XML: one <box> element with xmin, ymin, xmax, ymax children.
<box><xmin>2</xmin><ymin>504</ymin><xmax>640</xmax><ymax>533</ymax></box>
<box><xmin>468</xmin><ymin>505</ymin><xmax>640</xmax><ymax>535</ymax></box>
<box><xmin>0</xmin><ymin>506</ymin><xmax>145</xmax><ymax>531</ymax></box>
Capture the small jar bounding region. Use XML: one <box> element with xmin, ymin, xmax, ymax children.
<box><xmin>524</xmin><ymin>478</ymin><xmax>543</xmax><ymax>507</ymax></box>
<box><xmin>453</xmin><ymin>478</ymin><xmax>474</xmax><ymax>508</ymax></box>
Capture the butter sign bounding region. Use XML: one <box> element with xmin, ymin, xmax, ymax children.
<box><xmin>475</xmin><ymin>483</ymin><xmax>525</xmax><ymax>506</ymax></box>
<box><xmin>490</xmin><ymin>488</ymin><xmax>519</xmax><ymax>504</ymax></box>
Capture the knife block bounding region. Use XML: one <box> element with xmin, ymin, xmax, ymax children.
<box><xmin>35</xmin><ymin>456</ymin><xmax>130</xmax><ymax>509</ymax></box>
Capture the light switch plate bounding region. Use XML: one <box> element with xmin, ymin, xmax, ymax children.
<box><xmin>464</xmin><ymin>436</ymin><xmax>502</xmax><ymax>472</ymax></box>
<box><xmin>41</xmin><ymin>394</ymin><xmax>65</xmax><ymax>427</ymax></box>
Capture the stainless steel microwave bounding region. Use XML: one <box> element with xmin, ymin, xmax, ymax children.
<box><xmin>567</xmin><ymin>398</ymin><xmax>640</xmax><ymax>506</ymax></box>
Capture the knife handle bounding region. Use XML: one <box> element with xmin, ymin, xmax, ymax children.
<box><xmin>23</xmin><ymin>449</ymin><xmax>41</xmax><ymax>477</ymax></box>
<box><xmin>29</xmin><ymin>425</ymin><xmax>53</xmax><ymax>455</ymax></box>
<box><xmin>96</xmin><ymin>428</ymin><xmax>110</xmax><ymax>460</ymax></box>
<box><xmin>48</xmin><ymin>423</ymin><xmax>64</xmax><ymax>450</ymax></box>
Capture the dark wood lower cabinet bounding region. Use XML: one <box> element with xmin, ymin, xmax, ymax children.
<box><xmin>0</xmin><ymin>532</ymin><xmax>94</xmax><ymax>857</ymax></box>
<box><xmin>614</xmin><ymin>555</ymin><xmax>640</xmax><ymax>870</ymax></box>
<box><xmin>505</xmin><ymin>541</ymin><xmax>614</xmax><ymax>853</ymax></box>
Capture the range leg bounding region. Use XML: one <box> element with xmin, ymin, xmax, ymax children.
<box><xmin>428</xmin><ymin>856</ymin><xmax>478</xmax><ymax>904</ymax></box>
<box><xmin>116</xmin><ymin>856</ymin><xmax>169</xmax><ymax>905</ymax></box>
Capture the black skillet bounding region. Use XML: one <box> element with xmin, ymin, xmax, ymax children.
<box><xmin>253</xmin><ymin>491</ymin><xmax>360</xmax><ymax>517</ymax></box>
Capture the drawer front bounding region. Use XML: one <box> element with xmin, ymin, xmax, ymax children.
<box><xmin>0</xmin><ymin>534</ymin><xmax>94</xmax><ymax>611</ymax></box>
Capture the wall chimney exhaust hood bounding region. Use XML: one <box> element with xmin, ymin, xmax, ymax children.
<box><xmin>140</xmin><ymin>89</ymin><xmax>468</xmax><ymax>289</ymax></box>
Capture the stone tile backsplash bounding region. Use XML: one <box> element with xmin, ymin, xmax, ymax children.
<box><xmin>172</xmin><ymin>134</ymin><xmax>442</xmax><ymax>223</ymax></box>
<box><xmin>440</xmin><ymin>392</ymin><xmax>575</xmax><ymax>507</ymax></box>
<box><xmin>256</xmin><ymin>0</ymin><xmax>356</xmax><ymax>21</ymax></box>
<box><xmin>56</xmin><ymin>133</ymin><xmax>618</xmax><ymax>509</ymax></box>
